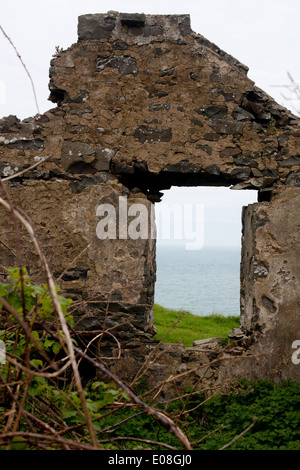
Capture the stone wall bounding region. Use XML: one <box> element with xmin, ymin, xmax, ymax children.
<box><xmin>0</xmin><ymin>12</ymin><xmax>299</xmax><ymax>381</ymax></box>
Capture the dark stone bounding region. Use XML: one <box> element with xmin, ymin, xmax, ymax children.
<box><xmin>155</xmin><ymin>47</ymin><xmax>171</xmax><ymax>56</ymax></box>
<box><xmin>210</xmin><ymin>72</ymin><xmax>221</xmax><ymax>82</ymax></box>
<box><xmin>196</xmin><ymin>144</ymin><xmax>212</xmax><ymax>155</ymax></box>
<box><xmin>233</xmin><ymin>157</ymin><xmax>258</xmax><ymax>168</ymax></box>
<box><xmin>69</xmin><ymin>108</ymin><xmax>93</xmax><ymax>117</ymax></box>
<box><xmin>190</xmin><ymin>72</ymin><xmax>199</xmax><ymax>81</ymax></box>
<box><xmin>146</xmin><ymin>86</ymin><xmax>169</xmax><ymax>98</ymax></box>
<box><xmin>205</xmin><ymin>165</ymin><xmax>220</xmax><ymax>175</ymax></box>
<box><xmin>261</xmin><ymin>168</ymin><xmax>278</xmax><ymax>178</ymax></box>
<box><xmin>144</xmin><ymin>118</ymin><xmax>162</xmax><ymax>125</ymax></box>
<box><xmin>48</xmin><ymin>86</ymin><xmax>66</xmax><ymax>105</ymax></box>
<box><xmin>147</xmin><ymin>192</ymin><xmax>163</xmax><ymax>202</ymax></box>
<box><xmin>243</xmin><ymin>151</ymin><xmax>260</xmax><ymax>159</ymax></box>
<box><xmin>195</xmin><ymin>37</ymin><xmax>248</xmax><ymax>75</ymax></box>
<box><xmin>61</xmin><ymin>141</ymin><xmax>95</xmax><ymax>171</ymax></box>
<box><xmin>219</xmin><ymin>147</ymin><xmax>242</xmax><ymax>158</ymax></box>
<box><xmin>194</xmin><ymin>105</ymin><xmax>227</xmax><ymax>119</ymax></box>
<box><xmin>95</xmin><ymin>55</ymin><xmax>138</xmax><ymax>76</ymax></box>
<box><xmin>69</xmin><ymin>172</ymin><xmax>116</xmax><ymax>193</ymax></box>
<box><xmin>139</xmin><ymin>25</ymin><xmax>164</xmax><ymax>37</ymax></box>
<box><xmin>278</xmin><ymin>156</ymin><xmax>300</xmax><ymax>167</ymax></box>
<box><xmin>251</xmin><ymin>168</ymin><xmax>263</xmax><ymax>177</ymax></box>
<box><xmin>6</xmin><ymin>138</ymin><xmax>44</xmax><ymax>151</ymax></box>
<box><xmin>191</xmin><ymin>119</ymin><xmax>203</xmax><ymax>127</ymax></box>
<box><xmin>262</xmin><ymin>296</ymin><xmax>277</xmax><ymax>313</ymax></box>
<box><xmin>277</xmin><ymin>134</ymin><xmax>289</xmax><ymax>146</ymax></box>
<box><xmin>130</xmin><ymin>187</ymin><xmax>144</xmax><ymax>194</ymax></box>
<box><xmin>114</xmin><ymin>161</ymin><xmax>135</xmax><ymax>174</ymax></box>
<box><xmin>286</xmin><ymin>171</ymin><xmax>300</xmax><ymax>186</ymax></box>
<box><xmin>67</xmin><ymin>162</ymin><xmax>98</xmax><ymax>175</ymax></box>
<box><xmin>232</xmin><ymin>106</ymin><xmax>254</xmax><ymax>121</ymax></box>
<box><xmin>120</xmin><ymin>13</ymin><xmax>145</xmax><ymax>27</ymax></box>
<box><xmin>133</xmin><ymin>160</ymin><xmax>148</xmax><ymax>172</ymax></box>
<box><xmin>53</xmin><ymin>268</ymin><xmax>89</xmax><ymax>281</ymax></box>
<box><xmin>204</xmin><ymin>133</ymin><xmax>220</xmax><ymax>141</ymax></box>
<box><xmin>149</xmin><ymin>102</ymin><xmax>170</xmax><ymax>112</ymax></box>
<box><xmin>242</xmin><ymin>100</ymin><xmax>272</xmax><ymax>122</ymax></box>
<box><xmin>74</xmin><ymin>314</ymin><xmax>103</xmax><ymax>331</ymax></box>
<box><xmin>159</xmin><ymin>67</ymin><xmax>175</xmax><ymax>77</ymax></box>
<box><xmin>112</xmin><ymin>40</ymin><xmax>128</xmax><ymax>50</ymax></box>
<box><xmin>65</xmin><ymin>90</ymin><xmax>89</xmax><ymax>104</ymax></box>
<box><xmin>0</xmin><ymin>115</ymin><xmax>20</xmax><ymax>132</ymax></box>
<box><xmin>246</xmin><ymin>89</ymin><xmax>267</xmax><ymax>103</ymax></box>
<box><xmin>78</xmin><ymin>13</ymin><xmax>117</xmax><ymax>40</ymax></box>
<box><xmin>222</xmin><ymin>92</ymin><xmax>235</xmax><ymax>102</ymax></box>
<box><xmin>94</xmin><ymin>147</ymin><xmax>116</xmax><ymax>171</ymax></box>
<box><xmin>231</xmin><ymin>167</ymin><xmax>251</xmax><ymax>179</ymax></box>
<box><xmin>177</xmin><ymin>15</ymin><xmax>191</xmax><ymax>36</ymax></box>
<box><xmin>133</xmin><ymin>125</ymin><xmax>172</xmax><ymax>143</ymax></box>
<box><xmin>162</xmin><ymin>162</ymin><xmax>201</xmax><ymax>173</ymax></box>
<box><xmin>209</xmin><ymin>120</ymin><xmax>245</xmax><ymax>135</ymax></box>
<box><xmin>251</xmin><ymin>122</ymin><xmax>264</xmax><ymax>132</ymax></box>
<box><xmin>262</xmin><ymin>147</ymin><xmax>280</xmax><ymax>159</ymax></box>
<box><xmin>61</xmin><ymin>143</ymin><xmax>114</xmax><ymax>174</ymax></box>
<box><xmin>253</xmin><ymin>212</ymin><xmax>268</xmax><ymax>231</ymax></box>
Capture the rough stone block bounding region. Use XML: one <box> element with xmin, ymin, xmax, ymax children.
<box><xmin>120</xmin><ymin>13</ymin><xmax>145</xmax><ymax>27</ymax></box>
<box><xmin>78</xmin><ymin>13</ymin><xmax>117</xmax><ymax>40</ymax></box>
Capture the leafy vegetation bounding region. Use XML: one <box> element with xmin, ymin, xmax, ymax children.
<box><xmin>89</xmin><ymin>379</ymin><xmax>300</xmax><ymax>450</ymax></box>
<box><xmin>0</xmin><ymin>270</ymin><xmax>299</xmax><ymax>450</ymax></box>
<box><xmin>153</xmin><ymin>304</ymin><xmax>240</xmax><ymax>346</ymax></box>
<box><xmin>184</xmin><ymin>379</ymin><xmax>300</xmax><ymax>450</ymax></box>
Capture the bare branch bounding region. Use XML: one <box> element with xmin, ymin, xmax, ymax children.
<box><xmin>0</xmin><ymin>24</ymin><xmax>40</xmax><ymax>114</ymax></box>
<box><xmin>0</xmin><ymin>193</ymin><xmax>99</xmax><ymax>448</ymax></box>
<box><xmin>219</xmin><ymin>417</ymin><xmax>257</xmax><ymax>450</ymax></box>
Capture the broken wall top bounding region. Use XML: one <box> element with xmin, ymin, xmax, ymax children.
<box><xmin>1</xmin><ymin>11</ymin><xmax>300</xmax><ymax>198</ymax></box>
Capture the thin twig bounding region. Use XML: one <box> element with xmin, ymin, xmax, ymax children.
<box><xmin>71</xmin><ymin>343</ymin><xmax>193</xmax><ymax>450</ymax></box>
<box><xmin>0</xmin><ymin>195</ymin><xmax>99</xmax><ymax>448</ymax></box>
<box><xmin>2</xmin><ymin>156</ymin><xmax>51</xmax><ymax>182</ymax></box>
<box><xmin>0</xmin><ymin>179</ymin><xmax>26</xmax><ymax>316</ymax></box>
<box><xmin>0</xmin><ymin>432</ymin><xmax>99</xmax><ymax>450</ymax></box>
<box><xmin>0</xmin><ymin>24</ymin><xmax>40</xmax><ymax>114</ymax></box>
<box><xmin>4</xmin><ymin>351</ymin><xmax>72</xmax><ymax>378</ymax></box>
<box><xmin>219</xmin><ymin>417</ymin><xmax>257</xmax><ymax>450</ymax></box>
<box><xmin>97</xmin><ymin>436</ymin><xmax>178</xmax><ymax>450</ymax></box>
<box><xmin>192</xmin><ymin>424</ymin><xmax>224</xmax><ymax>446</ymax></box>
<box><xmin>130</xmin><ymin>312</ymin><xmax>187</xmax><ymax>388</ymax></box>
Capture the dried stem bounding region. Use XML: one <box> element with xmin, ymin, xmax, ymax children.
<box><xmin>219</xmin><ymin>417</ymin><xmax>257</xmax><ymax>450</ymax></box>
<box><xmin>70</xmin><ymin>343</ymin><xmax>193</xmax><ymax>450</ymax></box>
<box><xmin>0</xmin><ymin>194</ymin><xmax>99</xmax><ymax>448</ymax></box>
<box><xmin>0</xmin><ymin>24</ymin><xmax>40</xmax><ymax>114</ymax></box>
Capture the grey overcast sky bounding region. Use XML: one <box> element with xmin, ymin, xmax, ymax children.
<box><xmin>1</xmin><ymin>0</ymin><xmax>299</xmax><ymax>247</ymax></box>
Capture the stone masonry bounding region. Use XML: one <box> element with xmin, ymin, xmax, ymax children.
<box><xmin>0</xmin><ymin>12</ymin><xmax>299</xmax><ymax>382</ymax></box>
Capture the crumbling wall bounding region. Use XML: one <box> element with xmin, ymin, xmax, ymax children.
<box><xmin>0</xmin><ymin>12</ymin><xmax>299</xmax><ymax>380</ymax></box>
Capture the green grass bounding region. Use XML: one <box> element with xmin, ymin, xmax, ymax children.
<box><xmin>153</xmin><ymin>304</ymin><xmax>240</xmax><ymax>347</ymax></box>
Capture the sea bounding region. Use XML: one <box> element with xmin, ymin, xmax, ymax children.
<box><xmin>154</xmin><ymin>244</ymin><xmax>241</xmax><ymax>317</ymax></box>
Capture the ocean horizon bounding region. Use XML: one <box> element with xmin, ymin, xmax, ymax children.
<box><xmin>154</xmin><ymin>244</ymin><xmax>241</xmax><ymax>317</ymax></box>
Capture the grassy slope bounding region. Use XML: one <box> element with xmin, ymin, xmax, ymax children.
<box><xmin>153</xmin><ymin>304</ymin><xmax>240</xmax><ymax>347</ymax></box>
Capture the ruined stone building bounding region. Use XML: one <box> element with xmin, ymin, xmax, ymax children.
<box><xmin>0</xmin><ymin>12</ymin><xmax>299</xmax><ymax>383</ymax></box>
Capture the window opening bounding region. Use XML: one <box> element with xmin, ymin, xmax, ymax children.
<box><xmin>154</xmin><ymin>186</ymin><xmax>257</xmax><ymax>317</ymax></box>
